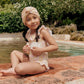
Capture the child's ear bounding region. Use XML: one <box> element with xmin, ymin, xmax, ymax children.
<box><xmin>25</xmin><ymin>22</ymin><xmax>27</xmax><ymax>26</ymax></box>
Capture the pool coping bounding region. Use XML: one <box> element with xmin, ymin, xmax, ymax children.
<box><xmin>0</xmin><ymin>33</ymin><xmax>84</xmax><ymax>47</ymax></box>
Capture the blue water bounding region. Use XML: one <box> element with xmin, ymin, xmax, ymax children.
<box><xmin>58</xmin><ymin>43</ymin><xmax>84</xmax><ymax>56</ymax></box>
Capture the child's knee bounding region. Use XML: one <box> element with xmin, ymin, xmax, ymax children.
<box><xmin>15</xmin><ymin>65</ymin><xmax>25</xmax><ymax>75</ymax></box>
<box><xmin>11</xmin><ymin>50</ymin><xmax>17</xmax><ymax>55</ymax></box>
<box><xmin>10</xmin><ymin>50</ymin><xmax>18</xmax><ymax>58</ymax></box>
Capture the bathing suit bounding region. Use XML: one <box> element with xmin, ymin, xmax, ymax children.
<box><xmin>26</xmin><ymin>25</ymin><xmax>52</xmax><ymax>70</ymax></box>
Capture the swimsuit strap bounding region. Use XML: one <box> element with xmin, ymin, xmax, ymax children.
<box><xmin>26</xmin><ymin>29</ymin><xmax>36</xmax><ymax>42</ymax></box>
<box><xmin>26</xmin><ymin>25</ymin><xmax>52</xmax><ymax>42</ymax></box>
<box><xmin>38</xmin><ymin>25</ymin><xmax>52</xmax><ymax>36</ymax></box>
<box><xmin>38</xmin><ymin>25</ymin><xmax>52</xmax><ymax>46</ymax></box>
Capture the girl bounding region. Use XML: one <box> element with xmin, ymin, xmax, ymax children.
<box><xmin>0</xmin><ymin>6</ymin><xmax>58</xmax><ymax>76</ymax></box>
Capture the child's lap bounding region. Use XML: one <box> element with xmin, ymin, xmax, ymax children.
<box><xmin>15</xmin><ymin>62</ymin><xmax>46</xmax><ymax>74</ymax></box>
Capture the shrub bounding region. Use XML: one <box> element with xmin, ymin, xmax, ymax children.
<box><xmin>0</xmin><ymin>3</ymin><xmax>25</xmax><ymax>33</ymax></box>
<box><xmin>0</xmin><ymin>12</ymin><xmax>25</xmax><ymax>33</ymax></box>
<box><xmin>52</xmin><ymin>24</ymin><xmax>77</xmax><ymax>34</ymax></box>
<box><xmin>52</xmin><ymin>24</ymin><xmax>84</xmax><ymax>41</ymax></box>
<box><xmin>0</xmin><ymin>0</ymin><xmax>83</xmax><ymax>32</ymax></box>
<box><xmin>70</xmin><ymin>31</ymin><xmax>84</xmax><ymax>41</ymax></box>
<box><xmin>22</xmin><ymin>0</ymin><xmax>82</xmax><ymax>24</ymax></box>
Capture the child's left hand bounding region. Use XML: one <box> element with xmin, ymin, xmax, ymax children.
<box><xmin>31</xmin><ymin>47</ymin><xmax>43</xmax><ymax>56</ymax></box>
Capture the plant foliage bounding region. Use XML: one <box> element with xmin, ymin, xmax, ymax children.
<box><xmin>0</xmin><ymin>0</ymin><xmax>83</xmax><ymax>33</ymax></box>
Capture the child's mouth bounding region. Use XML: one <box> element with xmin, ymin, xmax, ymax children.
<box><xmin>32</xmin><ymin>24</ymin><xmax>36</xmax><ymax>26</ymax></box>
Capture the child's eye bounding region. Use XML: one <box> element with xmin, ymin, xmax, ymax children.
<box><xmin>33</xmin><ymin>17</ymin><xmax>37</xmax><ymax>19</ymax></box>
<box><xmin>27</xmin><ymin>18</ymin><xmax>31</xmax><ymax>21</ymax></box>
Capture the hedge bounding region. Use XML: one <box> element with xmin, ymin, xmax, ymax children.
<box><xmin>0</xmin><ymin>0</ymin><xmax>83</xmax><ymax>33</ymax></box>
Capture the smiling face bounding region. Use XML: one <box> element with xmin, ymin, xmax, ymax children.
<box><xmin>25</xmin><ymin>13</ymin><xmax>40</xmax><ymax>30</ymax></box>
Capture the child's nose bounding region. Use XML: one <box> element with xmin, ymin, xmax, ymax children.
<box><xmin>31</xmin><ymin>19</ymin><xmax>35</xmax><ymax>23</ymax></box>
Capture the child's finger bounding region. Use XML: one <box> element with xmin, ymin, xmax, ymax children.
<box><xmin>32</xmin><ymin>47</ymin><xmax>36</xmax><ymax>49</ymax></box>
<box><xmin>26</xmin><ymin>45</ymin><xmax>29</xmax><ymax>47</ymax></box>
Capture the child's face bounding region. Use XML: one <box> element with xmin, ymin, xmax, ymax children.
<box><xmin>25</xmin><ymin>13</ymin><xmax>40</xmax><ymax>30</ymax></box>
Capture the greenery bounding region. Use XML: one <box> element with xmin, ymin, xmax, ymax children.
<box><xmin>0</xmin><ymin>12</ymin><xmax>24</xmax><ymax>33</ymax></box>
<box><xmin>52</xmin><ymin>24</ymin><xmax>77</xmax><ymax>34</ymax></box>
<box><xmin>0</xmin><ymin>0</ymin><xmax>21</xmax><ymax>7</ymax></box>
<box><xmin>0</xmin><ymin>3</ymin><xmax>25</xmax><ymax>33</ymax></box>
<box><xmin>0</xmin><ymin>0</ymin><xmax>84</xmax><ymax>33</ymax></box>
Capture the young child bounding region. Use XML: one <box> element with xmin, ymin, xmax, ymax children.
<box><xmin>0</xmin><ymin>6</ymin><xmax>58</xmax><ymax>76</ymax></box>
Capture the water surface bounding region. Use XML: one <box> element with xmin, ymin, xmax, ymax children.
<box><xmin>0</xmin><ymin>39</ymin><xmax>84</xmax><ymax>63</ymax></box>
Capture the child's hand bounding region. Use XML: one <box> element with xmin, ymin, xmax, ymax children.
<box><xmin>23</xmin><ymin>45</ymin><xmax>31</xmax><ymax>54</ymax></box>
<box><xmin>31</xmin><ymin>47</ymin><xmax>43</xmax><ymax>56</ymax></box>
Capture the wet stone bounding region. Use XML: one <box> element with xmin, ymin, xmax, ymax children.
<box><xmin>79</xmin><ymin>68</ymin><xmax>84</xmax><ymax>72</ymax></box>
<box><xmin>0</xmin><ymin>78</ymin><xmax>24</xmax><ymax>84</ymax></box>
<box><xmin>63</xmin><ymin>77</ymin><xmax>75</xmax><ymax>82</ymax></box>
<box><xmin>29</xmin><ymin>76</ymin><xmax>62</xmax><ymax>84</ymax></box>
<box><xmin>62</xmin><ymin>70</ymin><xmax>84</xmax><ymax>78</ymax></box>
<box><xmin>0</xmin><ymin>55</ymin><xmax>84</xmax><ymax>84</ymax></box>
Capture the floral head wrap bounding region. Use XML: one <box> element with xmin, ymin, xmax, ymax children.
<box><xmin>21</xmin><ymin>6</ymin><xmax>40</xmax><ymax>25</ymax></box>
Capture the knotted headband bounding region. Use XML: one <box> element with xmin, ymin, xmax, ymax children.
<box><xmin>21</xmin><ymin>6</ymin><xmax>40</xmax><ymax>25</ymax></box>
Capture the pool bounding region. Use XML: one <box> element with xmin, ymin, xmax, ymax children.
<box><xmin>0</xmin><ymin>40</ymin><xmax>84</xmax><ymax>63</ymax></box>
<box><xmin>58</xmin><ymin>42</ymin><xmax>84</xmax><ymax>56</ymax></box>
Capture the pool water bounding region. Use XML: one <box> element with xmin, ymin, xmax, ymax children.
<box><xmin>58</xmin><ymin>43</ymin><xmax>84</xmax><ymax>56</ymax></box>
<box><xmin>0</xmin><ymin>40</ymin><xmax>84</xmax><ymax>63</ymax></box>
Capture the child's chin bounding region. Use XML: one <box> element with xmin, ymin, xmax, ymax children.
<box><xmin>32</xmin><ymin>28</ymin><xmax>37</xmax><ymax>30</ymax></box>
<box><xmin>32</xmin><ymin>26</ymin><xmax>39</xmax><ymax>29</ymax></box>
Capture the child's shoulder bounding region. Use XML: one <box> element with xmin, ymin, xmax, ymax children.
<box><xmin>38</xmin><ymin>25</ymin><xmax>52</xmax><ymax>36</ymax></box>
<box><xmin>39</xmin><ymin>25</ymin><xmax>46</xmax><ymax>32</ymax></box>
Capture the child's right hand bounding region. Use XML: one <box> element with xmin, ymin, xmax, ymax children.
<box><xmin>23</xmin><ymin>45</ymin><xmax>31</xmax><ymax>54</ymax></box>
<box><xmin>31</xmin><ymin>47</ymin><xmax>43</xmax><ymax>56</ymax></box>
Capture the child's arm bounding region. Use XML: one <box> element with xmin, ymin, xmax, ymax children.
<box><xmin>40</xmin><ymin>28</ymin><xmax>58</xmax><ymax>52</ymax></box>
<box><xmin>31</xmin><ymin>28</ymin><xmax>58</xmax><ymax>56</ymax></box>
<box><xmin>23</xmin><ymin>43</ymin><xmax>31</xmax><ymax>54</ymax></box>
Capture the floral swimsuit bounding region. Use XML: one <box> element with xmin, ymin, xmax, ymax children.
<box><xmin>26</xmin><ymin>25</ymin><xmax>52</xmax><ymax>70</ymax></box>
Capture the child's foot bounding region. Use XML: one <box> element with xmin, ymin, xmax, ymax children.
<box><xmin>0</xmin><ymin>68</ymin><xmax>16</xmax><ymax>76</ymax></box>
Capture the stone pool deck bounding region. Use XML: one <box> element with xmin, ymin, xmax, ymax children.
<box><xmin>0</xmin><ymin>33</ymin><xmax>84</xmax><ymax>83</ymax></box>
<box><xmin>0</xmin><ymin>55</ymin><xmax>84</xmax><ymax>84</ymax></box>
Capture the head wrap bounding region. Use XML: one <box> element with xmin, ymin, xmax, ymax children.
<box><xmin>21</xmin><ymin>6</ymin><xmax>40</xmax><ymax>25</ymax></box>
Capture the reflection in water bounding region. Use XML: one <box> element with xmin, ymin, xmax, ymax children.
<box><xmin>0</xmin><ymin>40</ymin><xmax>84</xmax><ymax>63</ymax></box>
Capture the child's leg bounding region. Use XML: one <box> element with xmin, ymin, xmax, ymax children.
<box><xmin>15</xmin><ymin>62</ymin><xmax>46</xmax><ymax>75</ymax></box>
<box><xmin>10</xmin><ymin>50</ymin><xmax>29</xmax><ymax>68</ymax></box>
<box><xmin>0</xmin><ymin>50</ymin><xmax>29</xmax><ymax>76</ymax></box>
<box><xmin>0</xmin><ymin>68</ymin><xmax>16</xmax><ymax>76</ymax></box>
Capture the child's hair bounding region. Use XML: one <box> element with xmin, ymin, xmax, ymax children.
<box><xmin>22</xmin><ymin>26</ymin><xmax>29</xmax><ymax>42</ymax></box>
<box><xmin>22</xmin><ymin>25</ymin><xmax>41</xmax><ymax>42</ymax></box>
